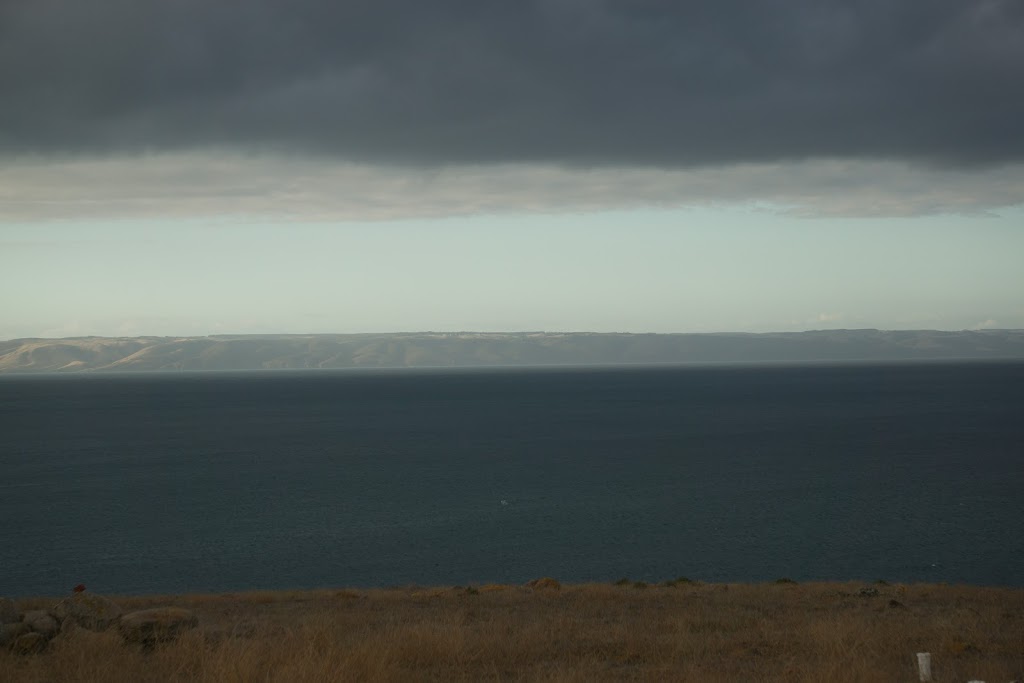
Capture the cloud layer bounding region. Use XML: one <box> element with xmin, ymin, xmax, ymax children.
<box><xmin>3</xmin><ymin>154</ymin><xmax>1022</xmax><ymax>221</ymax></box>
<box><xmin>2</xmin><ymin>0</ymin><xmax>1022</xmax><ymax>167</ymax></box>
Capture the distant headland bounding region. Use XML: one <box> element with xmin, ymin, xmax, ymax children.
<box><xmin>2</xmin><ymin>329</ymin><xmax>1023</xmax><ymax>374</ymax></box>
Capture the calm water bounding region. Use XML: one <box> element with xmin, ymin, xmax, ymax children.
<box><xmin>1</xmin><ymin>362</ymin><xmax>1022</xmax><ymax>597</ymax></box>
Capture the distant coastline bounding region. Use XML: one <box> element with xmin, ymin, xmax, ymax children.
<box><xmin>2</xmin><ymin>329</ymin><xmax>1024</xmax><ymax>374</ymax></box>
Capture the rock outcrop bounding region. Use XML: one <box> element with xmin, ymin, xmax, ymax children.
<box><xmin>119</xmin><ymin>607</ymin><xmax>199</xmax><ymax>645</ymax></box>
<box><xmin>0</xmin><ymin>623</ymin><xmax>30</xmax><ymax>647</ymax></box>
<box><xmin>22</xmin><ymin>610</ymin><xmax>59</xmax><ymax>639</ymax></box>
<box><xmin>10</xmin><ymin>632</ymin><xmax>48</xmax><ymax>655</ymax></box>
<box><xmin>52</xmin><ymin>591</ymin><xmax>123</xmax><ymax>631</ymax></box>
<box><xmin>3</xmin><ymin>590</ymin><xmax>199</xmax><ymax>654</ymax></box>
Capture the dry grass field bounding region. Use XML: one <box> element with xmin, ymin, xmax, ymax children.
<box><xmin>3</xmin><ymin>580</ymin><xmax>1022</xmax><ymax>682</ymax></box>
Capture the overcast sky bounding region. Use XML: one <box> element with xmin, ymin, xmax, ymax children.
<box><xmin>2</xmin><ymin>0</ymin><xmax>1022</xmax><ymax>338</ymax></box>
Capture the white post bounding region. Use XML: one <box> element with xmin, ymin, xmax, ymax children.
<box><xmin>916</xmin><ymin>652</ymin><xmax>932</xmax><ymax>682</ymax></box>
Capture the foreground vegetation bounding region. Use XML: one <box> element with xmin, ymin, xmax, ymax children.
<box><xmin>3</xmin><ymin>580</ymin><xmax>1022</xmax><ymax>682</ymax></box>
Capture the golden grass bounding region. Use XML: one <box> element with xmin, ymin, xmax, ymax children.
<box><xmin>3</xmin><ymin>581</ymin><xmax>1022</xmax><ymax>682</ymax></box>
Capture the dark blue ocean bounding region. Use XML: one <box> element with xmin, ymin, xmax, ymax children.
<box><xmin>1</xmin><ymin>362</ymin><xmax>1022</xmax><ymax>597</ymax></box>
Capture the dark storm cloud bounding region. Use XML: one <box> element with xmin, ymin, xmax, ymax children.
<box><xmin>1</xmin><ymin>0</ymin><xmax>1021</xmax><ymax>166</ymax></box>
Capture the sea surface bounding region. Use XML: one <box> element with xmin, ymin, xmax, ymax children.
<box><xmin>1</xmin><ymin>362</ymin><xmax>1022</xmax><ymax>597</ymax></box>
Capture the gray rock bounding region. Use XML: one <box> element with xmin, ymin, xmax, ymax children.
<box><xmin>857</xmin><ymin>587</ymin><xmax>880</xmax><ymax>597</ymax></box>
<box><xmin>10</xmin><ymin>631</ymin><xmax>48</xmax><ymax>654</ymax></box>
<box><xmin>0</xmin><ymin>623</ymin><xmax>31</xmax><ymax>647</ymax></box>
<box><xmin>23</xmin><ymin>610</ymin><xmax>59</xmax><ymax>638</ymax></box>
<box><xmin>51</xmin><ymin>592</ymin><xmax>123</xmax><ymax>631</ymax></box>
<box><xmin>60</xmin><ymin>616</ymin><xmax>78</xmax><ymax>636</ymax></box>
<box><xmin>0</xmin><ymin>597</ymin><xmax>19</xmax><ymax>625</ymax></box>
<box><xmin>119</xmin><ymin>607</ymin><xmax>198</xmax><ymax>645</ymax></box>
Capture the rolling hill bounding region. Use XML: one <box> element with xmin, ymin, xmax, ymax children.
<box><xmin>2</xmin><ymin>329</ymin><xmax>1023</xmax><ymax>373</ymax></box>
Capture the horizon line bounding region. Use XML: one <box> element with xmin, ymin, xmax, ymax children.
<box><xmin>5</xmin><ymin>328</ymin><xmax>1022</xmax><ymax>343</ymax></box>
